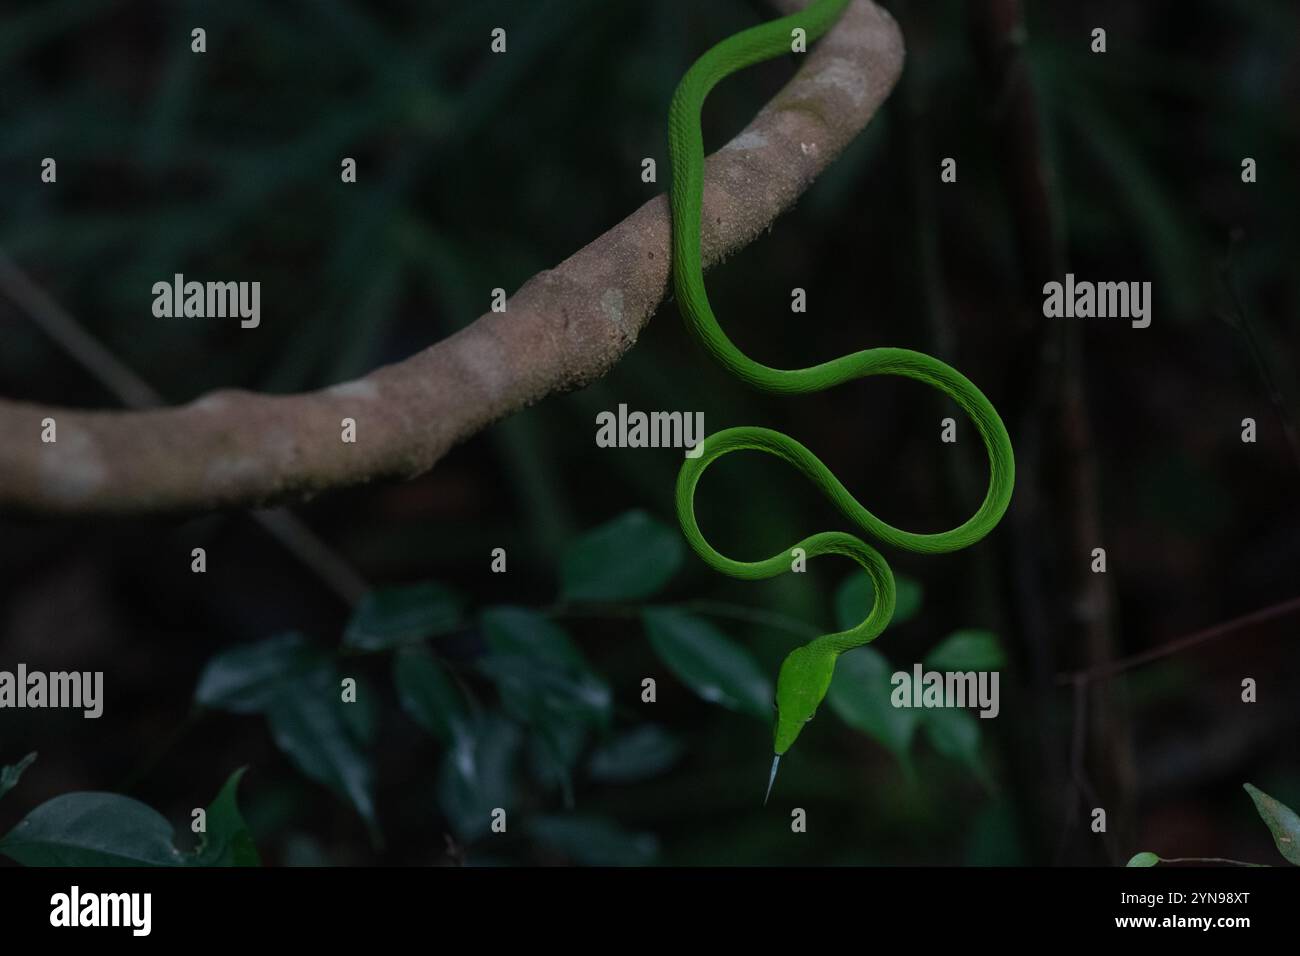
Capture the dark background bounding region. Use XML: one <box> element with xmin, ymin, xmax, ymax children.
<box><xmin>1</xmin><ymin>0</ymin><xmax>1297</xmax><ymax>866</ymax></box>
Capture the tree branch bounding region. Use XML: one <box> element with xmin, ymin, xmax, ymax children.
<box><xmin>0</xmin><ymin>0</ymin><xmax>903</xmax><ymax>515</ymax></box>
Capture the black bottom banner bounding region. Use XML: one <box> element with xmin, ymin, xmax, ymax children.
<box><xmin>0</xmin><ymin>864</ymin><xmax>1287</xmax><ymax>942</ymax></box>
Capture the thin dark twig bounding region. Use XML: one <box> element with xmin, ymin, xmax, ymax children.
<box><xmin>0</xmin><ymin>250</ymin><xmax>161</xmax><ymax>408</ymax></box>
<box><xmin>0</xmin><ymin>249</ymin><xmax>368</xmax><ymax>607</ymax></box>
<box><xmin>1058</xmin><ymin>595</ymin><xmax>1300</xmax><ymax>685</ymax></box>
<box><xmin>250</xmin><ymin>508</ymin><xmax>367</xmax><ymax>607</ymax></box>
<box><xmin>1158</xmin><ymin>856</ymin><xmax>1267</xmax><ymax>867</ymax></box>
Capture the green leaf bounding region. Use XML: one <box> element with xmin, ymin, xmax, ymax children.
<box><xmin>528</xmin><ymin>815</ymin><xmax>659</xmax><ymax>866</ymax></box>
<box><xmin>922</xmin><ymin>707</ymin><xmax>989</xmax><ymax>786</ymax></box>
<box><xmin>0</xmin><ymin>752</ymin><xmax>37</xmax><ymax>801</ymax></box>
<box><xmin>480</xmin><ymin>607</ymin><xmax>612</xmax><ymax>729</ymax></box>
<box><xmin>478</xmin><ymin>609</ymin><xmax>611</xmax><ymax>802</ymax></box>
<box><xmin>0</xmin><ymin>767</ymin><xmax>259</xmax><ymax>868</ymax></box>
<box><xmin>587</xmin><ymin>725</ymin><xmax>683</xmax><ymax>783</ymax></box>
<box><xmin>482</xmin><ymin>606</ymin><xmax>585</xmax><ymax>667</ymax></box>
<box><xmin>560</xmin><ymin>510</ymin><xmax>684</xmax><ymax>602</ymax></box>
<box><xmin>479</xmin><ymin>653</ymin><xmax>612</xmax><ymax>729</ymax></box>
<box><xmin>392</xmin><ymin>645</ymin><xmax>466</xmax><ymax>744</ymax></box>
<box><xmin>194</xmin><ymin>632</ymin><xmax>328</xmax><ymax>714</ymax></box>
<box><xmin>267</xmin><ymin>670</ymin><xmax>376</xmax><ymax>830</ymax></box>
<box><xmin>339</xmin><ymin>674</ymin><xmax>378</xmax><ymax>747</ymax></box>
<box><xmin>896</xmin><ymin>577</ymin><xmax>924</xmax><ymax>624</ymax></box>
<box><xmin>834</xmin><ymin>571</ymin><xmax>922</xmax><ymax>631</ymax></box>
<box><xmin>925</xmin><ymin>630</ymin><xmax>1006</xmax><ymax>672</ymax></box>
<box><xmin>527</xmin><ymin>721</ymin><xmax>589</xmax><ymax>801</ymax></box>
<box><xmin>1126</xmin><ymin>851</ymin><xmax>1160</xmax><ymax>867</ymax></box>
<box><xmin>438</xmin><ymin>714</ymin><xmax>521</xmax><ymax>841</ymax></box>
<box><xmin>193</xmin><ymin>768</ymin><xmax>260</xmax><ymax>867</ymax></box>
<box><xmin>1243</xmin><ymin>783</ymin><xmax>1300</xmax><ymax>865</ymax></box>
<box><xmin>343</xmin><ymin>582</ymin><xmax>463</xmax><ymax>651</ymax></box>
<box><xmin>0</xmin><ymin>793</ymin><xmax>186</xmax><ymax>867</ymax></box>
<box><xmin>641</xmin><ymin>607</ymin><xmax>771</xmax><ymax>720</ymax></box>
<box><xmin>827</xmin><ymin>647</ymin><xmax>919</xmax><ymax>765</ymax></box>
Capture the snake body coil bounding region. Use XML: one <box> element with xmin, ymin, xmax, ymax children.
<box><xmin>667</xmin><ymin>0</ymin><xmax>1015</xmax><ymax>770</ymax></box>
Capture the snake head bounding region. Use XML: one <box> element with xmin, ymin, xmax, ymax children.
<box><xmin>773</xmin><ymin>645</ymin><xmax>837</xmax><ymax>755</ymax></box>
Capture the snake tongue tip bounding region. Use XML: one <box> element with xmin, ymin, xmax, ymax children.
<box><xmin>764</xmin><ymin>753</ymin><xmax>780</xmax><ymax>806</ymax></box>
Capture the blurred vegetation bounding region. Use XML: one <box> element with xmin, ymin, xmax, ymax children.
<box><xmin>1</xmin><ymin>0</ymin><xmax>1299</xmax><ymax>865</ymax></box>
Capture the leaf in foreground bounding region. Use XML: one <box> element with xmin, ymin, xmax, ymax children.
<box><xmin>924</xmin><ymin>629</ymin><xmax>1005</xmax><ymax>672</ymax></box>
<box><xmin>343</xmin><ymin>582</ymin><xmax>463</xmax><ymax>651</ymax></box>
<box><xmin>559</xmin><ymin>510</ymin><xmax>683</xmax><ymax>602</ymax></box>
<box><xmin>826</xmin><ymin>646</ymin><xmax>919</xmax><ymax>767</ymax></box>
<box><xmin>193</xmin><ymin>767</ymin><xmax>261</xmax><ymax>867</ymax></box>
<box><xmin>587</xmin><ymin>725</ymin><xmax>683</xmax><ymax>783</ymax></box>
<box><xmin>0</xmin><ymin>769</ymin><xmax>259</xmax><ymax>867</ymax></box>
<box><xmin>642</xmin><ymin>607</ymin><xmax>771</xmax><ymax>720</ymax></box>
<box><xmin>392</xmin><ymin>645</ymin><xmax>467</xmax><ymax>744</ymax></box>
<box><xmin>194</xmin><ymin>632</ymin><xmax>328</xmax><ymax>713</ymax></box>
<box><xmin>438</xmin><ymin>714</ymin><xmax>521</xmax><ymax>841</ymax></box>
<box><xmin>0</xmin><ymin>793</ymin><xmax>184</xmax><ymax>867</ymax></box>
<box><xmin>267</xmin><ymin>670</ymin><xmax>377</xmax><ymax>830</ymax></box>
<box><xmin>835</xmin><ymin>571</ymin><xmax>923</xmax><ymax>630</ymax></box>
<box><xmin>1243</xmin><ymin>783</ymin><xmax>1300</xmax><ymax>866</ymax></box>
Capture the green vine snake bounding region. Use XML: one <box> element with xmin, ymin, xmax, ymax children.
<box><xmin>666</xmin><ymin>0</ymin><xmax>1016</xmax><ymax>801</ymax></box>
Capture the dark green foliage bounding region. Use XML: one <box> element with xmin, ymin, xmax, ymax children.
<box><xmin>642</xmin><ymin>607</ymin><xmax>772</xmax><ymax>720</ymax></box>
<box><xmin>1243</xmin><ymin>783</ymin><xmax>1300</xmax><ymax>866</ymax></box>
<box><xmin>343</xmin><ymin>583</ymin><xmax>464</xmax><ymax>651</ymax></box>
<box><xmin>560</xmin><ymin>510</ymin><xmax>684</xmax><ymax>602</ymax></box>
<box><xmin>0</xmin><ymin>752</ymin><xmax>37</xmax><ymax>802</ymax></box>
<box><xmin>392</xmin><ymin>645</ymin><xmax>467</xmax><ymax>744</ymax></box>
<box><xmin>827</xmin><ymin>648</ymin><xmax>918</xmax><ymax>768</ymax></box>
<box><xmin>0</xmin><ymin>769</ymin><xmax>258</xmax><ymax>867</ymax></box>
<box><xmin>195</xmin><ymin>632</ymin><xmax>329</xmax><ymax>714</ymax></box>
<box><xmin>5</xmin><ymin>507</ymin><xmax>1011</xmax><ymax>865</ymax></box>
<box><xmin>587</xmin><ymin>726</ymin><xmax>683</xmax><ymax>784</ymax></box>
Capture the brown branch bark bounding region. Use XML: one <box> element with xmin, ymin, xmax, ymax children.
<box><xmin>0</xmin><ymin>0</ymin><xmax>904</xmax><ymax>515</ymax></box>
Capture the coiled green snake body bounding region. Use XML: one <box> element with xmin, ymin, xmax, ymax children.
<box><xmin>667</xmin><ymin>0</ymin><xmax>1015</xmax><ymax>796</ymax></box>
